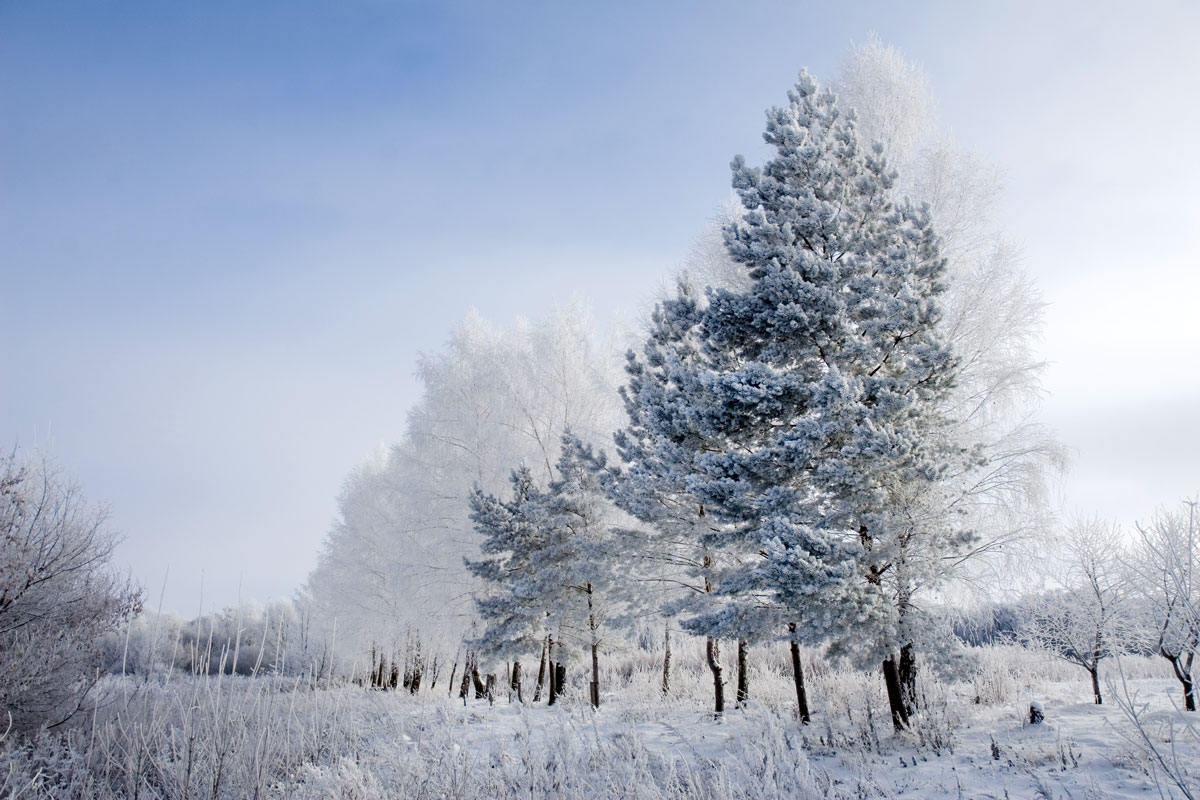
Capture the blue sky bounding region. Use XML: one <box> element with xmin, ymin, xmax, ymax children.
<box><xmin>3</xmin><ymin>1</ymin><xmax>1197</xmax><ymax>613</ymax></box>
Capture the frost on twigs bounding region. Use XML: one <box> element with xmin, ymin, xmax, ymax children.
<box><xmin>0</xmin><ymin>450</ymin><xmax>141</xmax><ymax>734</ymax></box>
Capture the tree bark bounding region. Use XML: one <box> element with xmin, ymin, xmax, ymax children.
<box><xmin>589</xmin><ymin>645</ymin><xmax>600</xmax><ymax>708</ymax></box>
<box><xmin>701</xmin><ymin>541</ymin><xmax>724</xmax><ymax>715</ymax></box>
<box><xmin>533</xmin><ymin>636</ymin><xmax>547</xmax><ymax>702</ymax></box>
<box><xmin>587</xmin><ymin>582</ymin><xmax>600</xmax><ymax>709</ymax></box>
<box><xmin>899</xmin><ymin>642</ymin><xmax>917</xmax><ymax>719</ymax></box>
<box><xmin>458</xmin><ymin>656</ymin><xmax>471</xmax><ymax>700</ymax></box>
<box><xmin>1168</xmin><ymin>652</ymin><xmax>1197</xmax><ymax>711</ymax></box>
<box><xmin>511</xmin><ymin>660</ymin><xmax>523</xmax><ymax>703</ymax></box>
<box><xmin>471</xmin><ymin>657</ymin><xmax>486</xmax><ymax>699</ymax></box>
<box><xmin>448</xmin><ymin>657</ymin><xmax>459</xmax><ymax>698</ymax></box>
<box><xmin>882</xmin><ymin>652</ymin><xmax>911</xmax><ymax>730</ymax></box>
<box><xmin>882</xmin><ymin>655</ymin><xmax>906</xmax><ymax>729</ymax></box>
<box><xmin>788</xmin><ymin>624</ymin><xmax>810</xmax><ymax>724</ymax></box>
<box><xmin>736</xmin><ymin>639</ymin><xmax>749</xmax><ymax>707</ymax></box>
<box><xmin>547</xmin><ymin>635</ymin><xmax>558</xmax><ymax>706</ymax></box>
<box><xmin>706</xmin><ymin>637</ymin><xmax>724</xmax><ymax>715</ymax></box>
<box><xmin>661</xmin><ymin>626</ymin><xmax>671</xmax><ymax>696</ymax></box>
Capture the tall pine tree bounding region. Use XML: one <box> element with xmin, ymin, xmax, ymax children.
<box><xmin>627</xmin><ymin>70</ymin><xmax>962</xmax><ymax>729</ymax></box>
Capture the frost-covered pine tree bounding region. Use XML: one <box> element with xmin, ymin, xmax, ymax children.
<box><xmin>464</xmin><ymin>466</ymin><xmax>550</xmax><ymax>700</ymax></box>
<box><xmin>610</xmin><ymin>281</ymin><xmax>772</xmax><ymax>715</ymax></box>
<box><xmin>542</xmin><ymin>434</ymin><xmax>627</xmax><ymax>708</ymax></box>
<box><xmin>642</xmin><ymin>70</ymin><xmax>962</xmax><ymax>729</ymax></box>
<box><xmin>467</xmin><ymin>433</ymin><xmax>622</xmax><ymax>708</ymax></box>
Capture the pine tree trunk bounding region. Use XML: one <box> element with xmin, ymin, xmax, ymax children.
<box><xmin>882</xmin><ymin>653</ymin><xmax>910</xmax><ymax>730</ymax></box>
<box><xmin>736</xmin><ymin>639</ymin><xmax>749</xmax><ymax>707</ymax></box>
<box><xmin>788</xmin><ymin>624</ymin><xmax>810</xmax><ymax>724</ymax></box>
<box><xmin>590</xmin><ymin>643</ymin><xmax>600</xmax><ymax>708</ymax></box>
<box><xmin>1090</xmin><ymin>663</ymin><xmax>1102</xmax><ymax>705</ymax></box>
<box><xmin>661</xmin><ymin>626</ymin><xmax>671</xmax><ymax>696</ymax></box>
<box><xmin>458</xmin><ymin>657</ymin><xmax>471</xmax><ymax>700</ymax></box>
<box><xmin>471</xmin><ymin>661</ymin><xmax>486</xmax><ymax>699</ymax></box>
<box><xmin>511</xmin><ymin>660</ymin><xmax>523</xmax><ymax>703</ymax></box>
<box><xmin>701</xmin><ymin>543</ymin><xmax>724</xmax><ymax>715</ymax></box>
<box><xmin>485</xmin><ymin>673</ymin><xmax>496</xmax><ymax>705</ymax></box>
<box><xmin>706</xmin><ymin>637</ymin><xmax>724</xmax><ymax>715</ymax></box>
<box><xmin>534</xmin><ymin>637</ymin><xmax>547</xmax><ymax>703</ymax></box>
<box><xmin>899</xmin><ymin>642</ymin><xmax>917</xmax><ymax>719</ymax></box>
<box><xmin>548</xmin><ymin>635</ymin><xmax>558</xmax><ymax>706</ymax></box>
<box><xmin>556</xmin><ymin>662</ymin><xmax>567</xmax><ymax>698</ymax></box>
<box><xmin>587</xmin><ymin>582</ymin><xmax>600</xmax><ymax>709</ymax></box>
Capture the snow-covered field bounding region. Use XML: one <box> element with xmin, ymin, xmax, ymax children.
<box><xmin>3</xmin><ymin>645</ymin><xmax>1196</xmax><ymax>799</ymax></box>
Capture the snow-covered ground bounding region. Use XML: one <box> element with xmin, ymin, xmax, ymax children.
<box><xmin>2</xmin><ymin>646</ymin><xmax>1196</xmax><ymax>799</ymax></box>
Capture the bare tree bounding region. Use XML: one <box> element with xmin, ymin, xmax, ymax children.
<box><xmin>1129</xmin><ymin>499</ymin><xmax>1200</xmax><ymax>711</ymax></box>
<box><xmin>1023</xmin><ymin>516</ymin><xmax>1130</xmax><ymax>704</ymax></box>
<box><xmin>0</xmin><ymin>450</ymin><xmax>142</xmax><ymax>733</ymax></box>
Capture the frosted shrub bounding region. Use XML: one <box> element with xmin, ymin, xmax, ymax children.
<box><xmin>290</xmin><ymin>759</ymin><xmax>385</xmax><ymax>800</ymax></box>
<box><xmin>902</xmin><ymin>676</ymin><xmax>960</xmax><ymax>755</ymax></box>
<box><xmin>810</xmin><ymin>667</ymin><xmax>889</xmax><ymax>754</ymax></box>
<box><xmin>0</xmin><ymin>453</ymin><xmax>142</xmax><ymax>733</ymax></box>
<box><xmin>971</xmin><ymin>646</ymin><xmax>1023</xmax><ymax>705</ymax></box>
<box><xmin>0</xmin><ymin>674</ymin><xmax>374</xmax><ymax>800</ymax></box>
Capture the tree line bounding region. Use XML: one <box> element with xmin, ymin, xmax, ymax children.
<box><xmin>304</xmin><ymin>40</ymin><xmax>1067</xmax><ymax>730</ymax></box>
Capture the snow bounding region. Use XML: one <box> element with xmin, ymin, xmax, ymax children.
<box><xmin>2</xmin><ymin>644</ymin><xmax>1195</xmax><ymax>798</ymax></box>
<box><xmin>409</xmin><ymin>675</ymin><xmax>1190</xmax><ymax>799</ymax></box>
<box><xmin>302</xmin><ymin>659</ymin><xmax>1194</xmax><ymax>800</ymax></box>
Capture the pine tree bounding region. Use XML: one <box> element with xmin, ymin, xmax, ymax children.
<box><xmin>467</xmin><ymin>434</ymin><xmax>622</xmax><ymax>708</ymax></box>
<box><xmin>608</xmin><ymin>281</ymin><xmax>755</xmax><ymax>715</ymax></box>
<box><xmin>626</xmin><ymin>70</ymin><xmax>962</xmax><ymax>729</ymax></box>
<box><xmin>544</xmin><ymin>435</ymin><xmax>621</xmax><ymax>708</ymax></box>
<box><xmin>464</xmin><ymin>467</ymin><xmax>550</xmax><ymax>690</ymax></box>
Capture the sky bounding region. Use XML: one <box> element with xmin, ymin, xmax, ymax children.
<box><xmin>2</xmin><ymin>1</ymin><xmax>1197</xmax><ymax>615</ymax></box>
